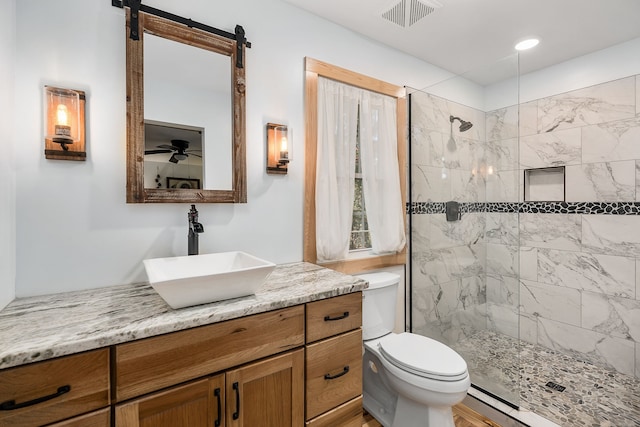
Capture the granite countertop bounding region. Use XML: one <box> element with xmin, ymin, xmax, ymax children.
<box><xmin>0</xmin><ymin>262</ymin><xmax>367</xmax><ymax>370</ymax></box>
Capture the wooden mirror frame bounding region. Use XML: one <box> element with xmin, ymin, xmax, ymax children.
<box><xmin>126</xmin><ymin>10</ymin><xmax>247</xmax><ymax>203</ymax></box>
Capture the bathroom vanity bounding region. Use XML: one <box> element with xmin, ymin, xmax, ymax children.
<box><xmin>0</xmin><ymin>262</ymin><xmax>366</xmax><ymax>427</ymax></box>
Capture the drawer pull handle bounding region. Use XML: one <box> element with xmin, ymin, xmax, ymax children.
<box><xmin>232</xmin><ymin>381</ymin><xmax>240</xmax><ymax>420</ymax></box>
<box><xmin>324</xmin><ymin>366</ymin><xmax>349</xmax><ymax>380</ymax></box>
<box><xmin>0</xmin><ymin>385</ymin><xmax>71</xmax><ymax>411</ymax></box>
<box><xmin>324</xmin><ymin>311</ymin><xmax>349</xmax><ymax>321</ymax></box>
<box><xmin>214</xmin><ymin>388</ymin><xmax>222</xmax><ymax>427</ymax></box>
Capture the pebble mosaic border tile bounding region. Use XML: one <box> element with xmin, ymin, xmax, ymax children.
<box><xmin>407</xmin><ymin>201</ymin><xmax>640</xmax><ymax>215</ymax></box>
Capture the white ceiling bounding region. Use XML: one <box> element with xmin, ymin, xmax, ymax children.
<box><xmin>282</xmin><ymin>0</ymin><xmax>640</xmax><ymax>85</ymax></box>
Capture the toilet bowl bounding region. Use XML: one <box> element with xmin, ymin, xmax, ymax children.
<box><xmin>357</xmin><ymin>272</ymin><xmax>470</xmax><ymax>427</ymax></box>
<box><xmin>363</xmin><ymin>333</ymin><xmax>470</xmax><ymax>427</ymax></box>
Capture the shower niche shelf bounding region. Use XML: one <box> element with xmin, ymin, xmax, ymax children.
<box><xmin>524</xmin><ymin>167</ymin><xmax>565</xmax><ymax>202</ymax></box>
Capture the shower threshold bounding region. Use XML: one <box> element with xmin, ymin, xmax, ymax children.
<box><xmin>465</xmin><ymin>387</ymin><xmax>559</xmax><ymax>427</ymax></box>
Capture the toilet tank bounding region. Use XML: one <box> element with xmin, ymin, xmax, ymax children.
<box><xmin>356</xmin><ymin>272</ymin><xmax>400</xmax><ymax>340</ymax></box>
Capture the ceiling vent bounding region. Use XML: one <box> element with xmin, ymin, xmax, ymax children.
<box><xmin>382</xmin><ymin>0</ymin><xmax>406</xmax><ymax>27</ymax></box>
<box><xmin>381</xmin><ymin>0</ymin><xmax>442</xmax><ymax>28</ymax></box>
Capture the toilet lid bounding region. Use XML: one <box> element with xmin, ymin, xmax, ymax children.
<box><xmin>379</xmin><ymin>333</ymin><xmax>468</xmax><ymax>381</ymax></box>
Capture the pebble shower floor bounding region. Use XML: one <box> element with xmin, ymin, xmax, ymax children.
<box><xmin>454</xmin><ymin>330</ymin><xmax>640</xmax><ymax>426</ymax></box>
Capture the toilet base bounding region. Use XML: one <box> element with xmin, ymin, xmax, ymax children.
<box><xmin>364</xmin><ymin>391</ymin><xmax>457</xmax><ymax>427</ymax></box>
<box><xmin>363</xmin><ymin>391</ymin><xmax>394</xmax><ymax>427</ymax></box>
<box><xmin>392</xmin><ymin>395</ymin><xmax>455</xmax><ymax>427</ymax></box>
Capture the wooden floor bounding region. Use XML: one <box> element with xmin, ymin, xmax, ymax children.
<box><xmin>362</xmin><ymin>403</ymin><xmax>502</xmax><ymax>427</ymax></box>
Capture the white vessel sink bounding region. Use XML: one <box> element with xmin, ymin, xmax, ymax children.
<box><xmin>143</xmin><ymin>251</ymin><xmax>276</xmax><ymax>309</ymax></box>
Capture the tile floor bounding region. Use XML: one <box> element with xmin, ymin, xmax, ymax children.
<box><xmin>454</xmin><ymin>330</ymin><xmax>640</xmax><ymax>427</ymax></box>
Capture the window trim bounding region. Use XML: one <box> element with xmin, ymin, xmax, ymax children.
<box><xmin>303</xmin><ymin>57</ymin><xmax>407</xmax><ymax>274</ymax></box>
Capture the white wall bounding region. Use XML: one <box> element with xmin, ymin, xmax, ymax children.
<box><xmin>485</xmin><ymin>37</ymin><xmax>640</xmax><ymax>111</ymax></box>
<box><xmin>409</xmin><ymin>73</ymin><xmax>486</xmax><ymax>112</ymax></box>
<box><xmin>519</xmin><ymin>37</ymin><xmax>640</xmax><ymax>104</ymax></box>
<box><xmin>0</xmin><ymin>0</ymin><xmax>16</xmax><ymax>310</ymax></box>
<box><xmin>11</xmin><ymin>0</ymin><xmax>452</xmax><ymax>297</ymax></box>
<box><xmin>13</xmin><ymin>1</ymin><xmax>637</xmax><ymax>300</ymax></box>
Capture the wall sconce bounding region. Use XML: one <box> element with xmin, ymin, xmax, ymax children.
<box><xmin>266</xmin><ymin>123</ymin><xmax>290</xmax><ymax>174</ymax></box>
<box><xmin>44</xmin><ymin>86</ymin><xmax>86</xmax><ymax>161</ymax></box>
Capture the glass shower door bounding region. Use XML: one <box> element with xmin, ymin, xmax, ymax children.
<box><xmin>408</xmin><ymin>53</ymin><xmax>521</xmax><ymax>407</ymax></box>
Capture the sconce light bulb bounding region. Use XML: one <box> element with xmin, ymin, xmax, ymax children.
<box><xmin>56</xmin><ymin>104</ymin><xmax>68</xmax><ymax>126</ymax></box>
<box><xmin>279</xmin><ymin>134</ymin><xmax>289</xmax><ymax>163</ymax></box>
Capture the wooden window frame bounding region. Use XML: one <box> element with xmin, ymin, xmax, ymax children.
<box><xmin>303</xmin><ymin>57</ymin><xmax>407</xmax><ymax>274</ymax></box>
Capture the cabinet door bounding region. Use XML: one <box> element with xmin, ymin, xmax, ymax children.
<box><xmin>115</xmin><ymin>375</ymin><xmax>225</xmax><ymax>427</ymax></box>
<box><xmin>226</xmin><ymin>349</ymin><xmax>304</xmax><ymax>427</ymax></box>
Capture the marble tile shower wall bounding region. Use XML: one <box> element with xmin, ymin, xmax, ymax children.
<box><xmin>410</xmin><ymin>90</ymin><xmax>489</xmax><ymax>345</ymax></box>
<box><xmin>486</xmin><ymin>75</ymin><xmax>640</xmax><ymax>379</ymax></box>
<box><xmin>411</xmin><ymin>75</ymin><xmax>640</xmax><ymax>381</ymax></box>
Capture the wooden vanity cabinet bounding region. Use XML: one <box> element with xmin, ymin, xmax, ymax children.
<box><xmin>114</xmin><ymin>306</ymin><xmax>305</xmax><ymax>427</ymax></box>
<box><xmin>115</xmin><ymin>349</ymin><xmax>304</xmax><ymax>427</ymax></box>
<box><xmin>113</xmin><ymin>306</ymin><xmax>304</xmax><ymax>402</ymax></box>
<box><xmin>1</xmin><ymin>292</ymin><xmax>363</xmax><ymax>427</ymax></box>
<box><xmin>304</xmin><ymin>292</ymin><xmax>363</xmax><ymax>426</ymax></box>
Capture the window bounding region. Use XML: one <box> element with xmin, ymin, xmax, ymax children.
<box><xmin>351</xmin><ymin>120</ymin><xmax>371</xmax><ymax>251</ymax></box>
<box><xmin>303</xmin><ymin>58</ymin><xmax>407</xmax><ymax>274</ymax></box>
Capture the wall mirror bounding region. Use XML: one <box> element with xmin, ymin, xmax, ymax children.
<box><xmin>126</xmin><ymin>9</ymin><xmax>247</xmax><ymax>203</ymax></box>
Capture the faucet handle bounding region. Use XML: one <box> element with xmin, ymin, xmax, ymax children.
<box><xmin>189</xmin><ymin>204</ymin><xmax>198</xmax><ymax>221</ymax></box>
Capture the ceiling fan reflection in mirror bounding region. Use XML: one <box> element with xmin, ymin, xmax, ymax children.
<box><xmin>144</xmin><ymin>139</ymin><xmax>202</xmax><ymax>164</ymax></box>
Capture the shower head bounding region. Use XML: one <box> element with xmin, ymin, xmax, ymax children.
<box><xmin>450</xmin><ymin>115</ymin><xmax>473</xmax><ymax>132</ymax></box>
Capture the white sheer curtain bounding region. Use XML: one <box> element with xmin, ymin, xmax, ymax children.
<box><xmin>359</xmin><ymin>90</ymin><xmax>406</xmax><ymax>254</ymax></box>
<box><xmin>315</xmin><ymin>77</ymin><xmax>360</xmax><ymax>262</ymax></box>
<box><xmin>316</xmin><ymin>77</ymin><xmax>406</xmax><ymax>262</ymax></box>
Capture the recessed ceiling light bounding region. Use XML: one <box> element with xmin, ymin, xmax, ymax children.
<box><xmin>515</xmin><ymin>38</ymin><xmax>539</xmax><ymax>51</ymax></box>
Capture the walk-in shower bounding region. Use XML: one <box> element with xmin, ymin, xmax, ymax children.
<box><xmin>407</xmin><ymin>55</ymin><xmax>640</xmax><ymax>427</ymax></box>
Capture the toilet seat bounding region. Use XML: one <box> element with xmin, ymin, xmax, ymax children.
<box><xmin>378</xmin><ymin>333</ymin><xmax>468</xmax><ymax>382</ymax></box>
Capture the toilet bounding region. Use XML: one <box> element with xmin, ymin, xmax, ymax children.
<box><xmin>357</xmin><ymin>272</ymin><xmax>470</xmax><ymax>427</ymax></box>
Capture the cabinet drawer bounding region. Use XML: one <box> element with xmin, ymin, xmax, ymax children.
<box><xmin>305</xmin><ymin>396</ymin><xmax>362</xmax><ymax>427</ymax></box>
<box><xmin>305</xmin><ymin>329</ymin><xmax>362</xmax><ymax>420</ymax></box>
<box><xmin>306</xmin><ymin>292</ymin><xmax>362</xmax><ymax>343</ymax></box>
<box><xmin>45</xmin><ymin>408</ymin><xmax>110</xmax><ymax>427</ymax></box>
<box><xmin>0</xmin><ymin>349</ymin><xmax>110</xmax><ymax>427</ymax></box>
<box><xmin>115</xmin><ymin>305</ymin><xmax>304</xmax><ymax>401</ymax></box>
